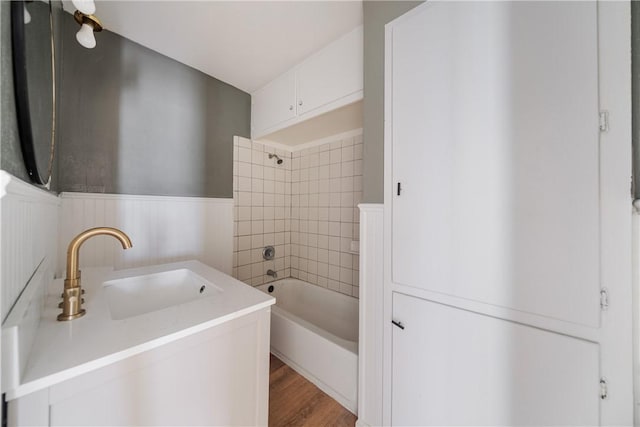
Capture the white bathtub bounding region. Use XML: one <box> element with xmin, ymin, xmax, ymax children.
<box><xmin>258</xmin><ymin>279</ymin><xmax>359</xmax><ymax>413</ymax></box>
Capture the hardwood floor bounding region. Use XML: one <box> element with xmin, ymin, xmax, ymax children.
<box><xmin>269</xmin><ymin>354</ymin><xmax>356</xmax><ymax>427</ymax></box>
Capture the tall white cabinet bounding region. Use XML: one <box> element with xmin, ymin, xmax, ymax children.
<box><xmin>382</xmin><ymin>2</ymin><xmax>633</xmax><ymax>425</ymax></box>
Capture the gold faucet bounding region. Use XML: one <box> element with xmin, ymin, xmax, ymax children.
<box><xmin>58</xmin><ymin>227</ymin><xmax>133</xmax><ymax>321</ymax></box>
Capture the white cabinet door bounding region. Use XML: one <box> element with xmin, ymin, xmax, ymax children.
<box><xmin>391</xmin><ymin>293</ymin><xmax>599</xmax><ymax>426</ymax></box>
<box><xmin>251</xmin><ymin>69</ymin><xmax>296</xmax><ymax>136</ymax></box>
<box><xmin>297</xmin><ymin>26</ymin><xmax>363</xmax><ymax>117</ymax></box>
<box><xmin>251</xmin><ymin>26</ymin><xmax>363</xmax><ymax>139</ymax></box>
<box><xmin>46</xmin><ymin>311</ymin><xmax>271</xmax><ymax>427</ymax></box>
<box><xmin>390</xmin><ymin>1</ymin><xmax>600</xmax><ymax>327</ymax></box>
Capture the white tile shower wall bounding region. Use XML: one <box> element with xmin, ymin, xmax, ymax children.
<box><xmin>232</xmin><ymin>137</ymin><xmax>291</xmax><ymax>286</ymax></box>
<box><xmin>0</xmin><ymin>172</ymin><xmax>60</xmax><ymax>322</ymax></box>
<box><xmin>58</xmin><ymin>193</ymin><xmax>234</xmax><ymax>277</ymax></box>
<box><xmin>290</xmin><ymin>133</ymin><xmax>362</xmax><ymax>297</ymax></box>
<box><xmin>232</xmin><ymin>132</ymin><xmax>362</xmax><ymax>298</ymax></box>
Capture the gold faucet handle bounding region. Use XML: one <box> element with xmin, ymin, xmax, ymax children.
<box><xmin>57</xmin><ymin>287</ymin><xmax>86</xmax><ymax>321</ymax></box>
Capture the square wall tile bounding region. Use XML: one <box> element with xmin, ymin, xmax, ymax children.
<box><xmin>232</xmin><ymin>132</ymin><xmax>361</xmax><ymax>299</ymax></box>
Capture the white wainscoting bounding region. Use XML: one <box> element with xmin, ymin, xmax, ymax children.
<box><xmin>0</xmin><ymin>172</ymin><xmax>60</xmax><ymax>322</ymax></box>
<box><xmin>356</xmin><ymin>203</ymin><xmax>383</xmax><ymax>427</ymax></box>
<box><xmin>58</xmin><ymin>193</ymin><xmax>234</xmax><ymax>278</ymax></box>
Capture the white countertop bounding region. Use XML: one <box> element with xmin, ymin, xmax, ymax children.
<box><xmin>6</xmin><ymin>260</ymin><xmax>274</xmax><ymax>400</ymax></box>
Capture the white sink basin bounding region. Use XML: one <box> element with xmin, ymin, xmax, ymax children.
<box><xmin>103</xmin><ymin>269</ymin><xmax>223</xmax><ymax>320</ymax></box>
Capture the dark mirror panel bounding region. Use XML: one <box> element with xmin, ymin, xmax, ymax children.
<box><xmin>11</xmin><ymin>0</ymin><xmax>56</xmax><ymax>186</ymax></box>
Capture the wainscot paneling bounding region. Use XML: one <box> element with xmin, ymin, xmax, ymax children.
<box><xmin>0</xmin><ymin>172</ymin><xmax>60</xmax><ymax>322</ymax></box>
<box><xmin>58</xmin><ymin>193</ymin><xmax>234</xmax><ymax>277</ymax></box>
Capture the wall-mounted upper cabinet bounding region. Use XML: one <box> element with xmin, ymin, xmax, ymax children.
<box><xmin>251</xmin><ymin>26</ymin><xmax>363</xmax><ymax>139</ymax></box>
<box><xmin>251</xmin><ymin>69</ymin><xmax>297</xmax><ymax>134</ymax></box>
<box><xmin>296</xmin><ymin>26</ymin><xmax>363</xmax><ymax>117</ymax></box>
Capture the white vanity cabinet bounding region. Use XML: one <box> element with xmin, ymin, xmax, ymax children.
<box><xmin>251</xmin><ymin>25</ymin><xmax>363</xmax><ymax>139</ymax></box>
<box><xmin>3</xmin><ymin>261</ymin><xmax>275</xmax><ymax>427</ymax></box>
<box><xmin>381</xmin><ymin>2</ymin><xmax>633</xmax><ymax>426</ymax></box>
<box><xmin>9</xmin><ymin>308</ymin><xmax>271</xmax><ymax>427</ymax></box>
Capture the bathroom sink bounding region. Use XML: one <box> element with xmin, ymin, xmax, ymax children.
<box><xmin>103</xmin><ymin>269</ymin><xmax>222</xmax><ymax>320</ymax></box>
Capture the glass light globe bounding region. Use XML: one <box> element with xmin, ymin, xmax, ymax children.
<box><xmin>72</xmin><ymin>0</ymin><xmax>96</xmax><ymax>15</ymax></box>
<box><xmin>23</xmin><ymin>5</ymin><xmax>31</xmax><ymax>24</ymax></box>
<box><xmin>76</xmin><ymin>23</ymin><xmax>96</xmax><ymax>49</ymax></box>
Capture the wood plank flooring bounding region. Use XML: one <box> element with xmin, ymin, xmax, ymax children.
<box><xmin>269</xmin><ymin>354</ymin><xmax>356</xmax><ymax>427</ymax></box>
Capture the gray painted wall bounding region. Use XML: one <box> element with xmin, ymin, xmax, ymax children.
<box><xmin>6</xmin><ymin>2</ymin><xmax>423</xmax><ymax>200</ymax></box>
<box><xmin>57</xmin><ymin>16</ymin><xmax>250</xmax><ymax>198</ymax></box>
<box><xmin>1</xmin><ymin>0</ymin><xmax>32</xmax><ymax>183</ymax></box>
<box><xmin>362</xmin><ymin>1</ymin><xmax>422</xmax><ymax>203</ymax></box>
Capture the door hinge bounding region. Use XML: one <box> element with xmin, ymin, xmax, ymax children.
<box><xmin>599</xmin><ymin>111</ymin><xmax>609</xmax><ymax>132</ymax></box>
<box><xmin>600</xmin><ymin>377</ymin><xmax>608</xmax><ymax>400</ymax></box>
<box><xmin>600</xmin><ymin>288</ymin><xmax>609</xmax><ymax>311</ymax></box>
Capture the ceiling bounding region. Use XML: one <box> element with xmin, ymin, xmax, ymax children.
<box><xmin>65</xmin><ymin>1</ymin><xmax>363</xmax><ymax>93</ymax></box>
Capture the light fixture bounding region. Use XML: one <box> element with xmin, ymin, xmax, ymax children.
<box><xmin>74</xmin><ymin>10</ymin><xmax>102</xmax><ymax>49</ymax></box>
<box><xmin>72</xmin><ymin>0</ymin><xmax>95</xmax><ymax>16</ymax></box>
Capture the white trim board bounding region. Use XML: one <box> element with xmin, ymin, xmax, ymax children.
<box><xmin>0</xmin><ymin>171</ymin><xmax>58</xmax><ymax>203</ymax></box>
<box><xmin>256</xmin><ymin>128</ymin><xmax>363</xmax><ymax>153</ymax></box>
<box><xmin>356</xmin><ymin>204</ymin><xmax>383</xmax><ymax>427</ymax></box>
<box><xmin>59</xmin><ymin>192</ymin><xmax>234</xmax><ymax>205</ymax></box>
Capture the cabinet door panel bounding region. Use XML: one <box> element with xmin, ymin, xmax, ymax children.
<box><xmin>390</xmin><ymin>2</ymin><xmax>600</xmax><ymax>326</ymax></box>
<box><xmin>251</xmin><ymin>69</ymin><xmax>296</xmax><ymax>136</ymax></box>
<box><xmin>391</xmin><ymin>293</ymin><xmax>599</xmax><ymax>426</ymax></box>
<box><xmin>297</xmin><ymin>26</ymin><xmax>363</xmax><ymax>116</ymax></box>
<box><xmin>48</xmin><ymin>313</ymin><xmax>269</xmax><ymax>426</ymax></box>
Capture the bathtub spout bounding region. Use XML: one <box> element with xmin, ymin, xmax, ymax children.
<box><xmin>267</xmin><ymin>269</ymin><xmax>278</xmax><ymax>279</ymax></box>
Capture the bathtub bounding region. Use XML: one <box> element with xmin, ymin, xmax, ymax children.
<box><xmin>258</xmin><ymin>279</ymin><xmax>358</xmax><ymax>413</ymax></box>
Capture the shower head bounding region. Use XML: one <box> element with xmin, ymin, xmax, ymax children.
<box><xmin>269</xmin><ymin>153</ymin><xmax>283</xmax><ymax>165</ymax></box>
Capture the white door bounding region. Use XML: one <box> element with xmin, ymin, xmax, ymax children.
<box><xmin>385</xmin><ymin>1</ymin><xmax>632</xmax><ymax>425</ymax></box>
